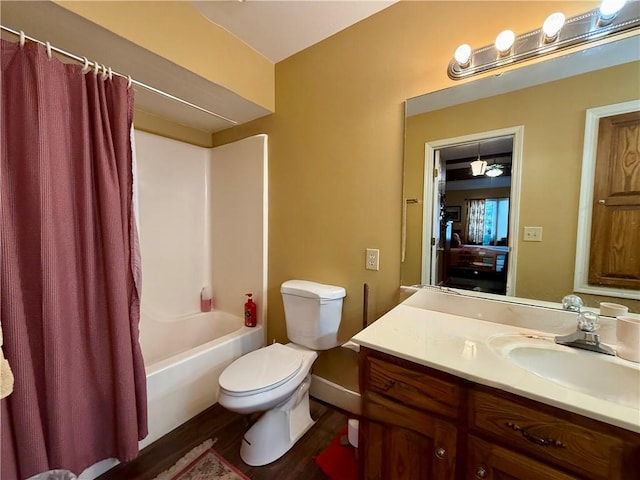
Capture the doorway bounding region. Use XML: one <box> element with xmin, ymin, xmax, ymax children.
<box><xmin>422</xmin><ymin>127</ymin><xmax>523</xmax><ymax>296</ymax></box>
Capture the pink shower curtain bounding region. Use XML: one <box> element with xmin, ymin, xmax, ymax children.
<box><xmin>1</xmin><ymin>39</ymin><xmax>147</xmax><ymax>478</ymax></box>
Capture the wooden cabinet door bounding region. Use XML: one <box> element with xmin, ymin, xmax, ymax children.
<box><xmin>589</xmin><ymin>110</ymin><xmax>640</xmax><ymax>290</ymax></box>
<box><xmin>466</xmin><ymin>435</ymin><xmax>579</xmax><ymax>480</ymax></box>
<box><xmin>361</xmin><ymin>418</ymin><xmax>457</xmax><ymax>480</ymax></box>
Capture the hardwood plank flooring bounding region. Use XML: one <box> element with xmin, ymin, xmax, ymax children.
<box><xmin>97</xmin><ymin>398</ymin><xmax>350</xmax><ymax>480</ymax></box>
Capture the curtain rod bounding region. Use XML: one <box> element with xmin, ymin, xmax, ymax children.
<box><xmin>0</xmin><ymin>25</ymin><xmax>238</xmax><ymax>126</ymax></box>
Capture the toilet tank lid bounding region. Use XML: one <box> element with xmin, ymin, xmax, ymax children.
<box><xmin>281</xmin><ymin>280</ymin><xmax>346</xmax><ymax>300</ymax></box>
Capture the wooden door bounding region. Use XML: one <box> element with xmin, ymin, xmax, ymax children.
<box><xmin>589</xmin><ymin>111</ymin><xmax>640</xmax><ymax>290</ymax></box>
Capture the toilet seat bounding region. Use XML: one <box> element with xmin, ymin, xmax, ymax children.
<box><xmin>219</xmin><ymin>343</ymin><xmax>304</xmax><ymax>397</ymax></box>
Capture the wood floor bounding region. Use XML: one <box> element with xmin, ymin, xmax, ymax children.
<box><xmin>97</xmin><ymin>398</ymin><xmax>350</xmax><ymax>480</ymax></box>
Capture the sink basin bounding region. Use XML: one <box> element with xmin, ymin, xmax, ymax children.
<box><xmin>489</xmin><ymin>334</ymin><xmax>640</xmax><ymax>409</ymax></box>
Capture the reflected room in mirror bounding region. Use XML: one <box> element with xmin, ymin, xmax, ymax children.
<box><xmin>402</xmin><ymin>35</ymin><xmax>640</xmax><ymax>312</ymax></box>
<box><xmin>436</xmin><ymin>137</ymin><xmax>513</xmax><ymax>295</ymax></box>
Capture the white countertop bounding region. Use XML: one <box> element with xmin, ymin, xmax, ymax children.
<box><xmin>351</xmin><ymin>289</ymin><xmax>640</xmax><ymax>433</ymax></box>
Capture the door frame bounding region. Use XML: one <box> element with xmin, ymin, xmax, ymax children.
<box><xmin>574</xmin><ymin>99</ymin><xmax>640</xmax><ymax>300</ymax></box>
<box><xmin>421</xmin><ymin>126</ymin><xmax>524</xmax><ymax>296</ymax></box>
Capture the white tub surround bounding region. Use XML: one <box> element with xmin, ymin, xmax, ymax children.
<box><xmin>351</xmin><ymin>288</ymin><xmax>640</xmax><ymax>433</ymax></box>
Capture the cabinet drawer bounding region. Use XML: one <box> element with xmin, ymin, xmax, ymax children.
<box><xmin>466</xmin><ymin>434</ymin><xmax>579</xmax><ymax>480</ymax></box>
<box><xmin>365</xmin><ymin>356</ymin><xmax>462</xmax><ymax>419</ymax></box>
<box><xmin>469</xmin><ymin>389</ymin><xmax>625</xmax><ymax>480</ymax></box>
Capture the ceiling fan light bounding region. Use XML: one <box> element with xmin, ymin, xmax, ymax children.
<box><xmin>485</xmin><ymin>164</ymin><xmax>504</xmax><ymax>177</ymax></box>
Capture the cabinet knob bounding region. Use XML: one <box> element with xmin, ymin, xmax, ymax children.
<box><xmin>435</xmin><ymin>447</ymin><xmax>446</xmax><ymax>459</ymax></box>
<box><xmin>475</xmin><ymin>466</ymin><xmax>487</xmax><ymax>479</ymax></box>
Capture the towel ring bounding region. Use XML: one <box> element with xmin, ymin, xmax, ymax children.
<box><xmin>45</xmin><ymin>41</ymin><xmax>52</xmax><ymax>59</ymax></box>
<box><xmin>19</xmin><ymin>31</ymin><xmax>25</xmax><ymax>47</ymax></box>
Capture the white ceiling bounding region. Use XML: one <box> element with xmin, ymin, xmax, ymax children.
<box><xmin>194</xmin><ymin>0</ymin><xmax>398</xmax><ymax>63</ymax></box>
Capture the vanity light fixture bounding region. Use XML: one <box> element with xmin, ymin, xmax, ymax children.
<box><xmin>448</xmin><ymin>0</ymin><xmax>639</xmax><ymax>79</ymax></box>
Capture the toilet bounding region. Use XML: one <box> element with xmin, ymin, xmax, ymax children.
<box><xmin>217</xmin><ymin>280</ymin><xmax>346</xmax><ymax>466</ymax></box>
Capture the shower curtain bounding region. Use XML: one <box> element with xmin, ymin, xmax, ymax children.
<box><xmin>1</xmin><ymin>39</ymin><xmax>147</xmax><ymax>478</ymax></box>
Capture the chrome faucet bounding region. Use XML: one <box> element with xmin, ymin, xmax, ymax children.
<box><xmin>555</xmin><ymin>312</ymin><xmax>615</xmax><ymax>355</ymax></box>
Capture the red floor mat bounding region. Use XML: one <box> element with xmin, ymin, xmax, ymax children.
<box><xmin>314</xmin><ymin>426</ymin><xmax>358</xmax><ymax>480</ymax></box>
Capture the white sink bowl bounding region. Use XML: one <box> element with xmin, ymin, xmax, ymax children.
<box><xmin>489</xmin><ymin>334</ymin><xmax>640</xmax><ymax>409</ymax></box>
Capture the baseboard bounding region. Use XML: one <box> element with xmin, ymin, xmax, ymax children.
<box><xmin>310</xmin><ymin>374</ymin><xmax>361</xmax><ymax>415</ymax></box>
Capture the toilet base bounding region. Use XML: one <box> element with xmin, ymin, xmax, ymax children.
<box><xmin>240</xmin><ymin>374</ymin><xmax>315</xmax><ymax>466</ymax></box>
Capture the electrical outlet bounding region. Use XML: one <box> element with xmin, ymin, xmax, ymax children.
<box><xmin>523</xmin><ymin>226</ymin><xmax>543</xmax><ymax>242</ymax></box>
<box><xmin>366</xmin><ymin>248</ymin><xmax>380</xmax><ymax>270</ymax></box>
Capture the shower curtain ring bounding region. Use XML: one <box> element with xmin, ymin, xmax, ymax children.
<box><xmin>45</xmin><ymin>41</ymin><xmax>52</xmax><ymax>59</ymax></box>
<box><xmin>108</xmin><ymin>67</ymin><xmax>113</xmax><ymax>81</ymax></box>
<box><xmin>19</xmin><ymin>31</ymin><xmax>25</xmax><ymax>47</ymax></box>
<box><xmin>101</xmin><ymin>64</ymin><xmax>108</xmax><ymax>80</ymax></box>
<box><xmin>81</xmin><ymin>57</ymin><xmax>91</xmax><ymax>74</ymax></box>
<box><xmin>94</xmin><ymin>61</ymin><xmax>100</xmax><ymax>76</ymax></box>
<box><xmin>127</xmin><ymin>76</ymin><xmax>132</xmax><ymax>89</ymax></box>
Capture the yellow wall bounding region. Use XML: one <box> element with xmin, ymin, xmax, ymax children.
<box><xmin>212</xmin><ymin>1</ymin><xmax>607</xmax><ymax>341</ymax></box>
<box><xmin>57</xmin><ymin>1</ymin><xmax>633</xmax><ymax>341</ymax></box>
<box><xmin>404</xmin><ymin>62</ymin><xmax>640</xmax><ymax>304</ymax></box>
<box><xmin>55</xmin><ymin>0</ymin><xmax>274</xmax><ymax>111</ymax></box>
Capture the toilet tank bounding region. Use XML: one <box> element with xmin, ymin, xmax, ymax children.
<box><xmin>280</xmin><ymin>280</ymin><xmax>346</xmax><ymax>350</ymax></box>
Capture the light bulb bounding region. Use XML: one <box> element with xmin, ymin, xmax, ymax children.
<box><xmin>495</xmin><ymin>30</ymin><xmax>515</xmax><ymax>54</ymax></box>
<box><xmin>599</xmin><ymin>0</ymin><xmax>627</xmax><ymax>20</ymax></box>
<box><xmin>542</xmin><ymin>12</ymin><xmax>565</xmax><ymax>41</ymax></box>
<box><xmin>454</xmin><ymin>44</ymin><xmax>472</xmax><ymax>67</ymax></box>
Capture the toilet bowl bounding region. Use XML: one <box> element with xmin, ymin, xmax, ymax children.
<box><xmin>218</xmin><ymin>343</ymin><xmax>318</xmax><ymax>466</ymax></box>
<box><xmin>218</xmin><ymin>343</ymin><xmax>317</xmax><ymax>414</ymax></box>
<box><xmin>217</xmin><ymin>280</ymin><xmax>346</xmax><ymax>466</ymax></box>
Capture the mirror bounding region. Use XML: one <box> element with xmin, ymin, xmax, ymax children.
<box><xmin>402</xmin><ymin>35</ymin><xmax>640</xmax><ymax>312</ymax></box>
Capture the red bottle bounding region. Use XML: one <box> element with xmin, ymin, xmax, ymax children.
<box><xmin>244</xmin><ymin>293</ymin><xmax>257</xmax><ymax>327</ymax></box>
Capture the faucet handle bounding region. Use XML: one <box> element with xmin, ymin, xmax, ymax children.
<box><xmin>562</xmin><ymin>294</ymin><xmax>584</xmax><ymax>312</ymax></box>
<box><xmin>577</xmin><ymin>311</ymin><xmax>599</xmax><ymax>332</ymax></box>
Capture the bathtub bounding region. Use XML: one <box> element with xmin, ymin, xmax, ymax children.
<box><xmin>139</xmin><ymin>311</ymin><xmax>264</xmax><ymax>449</ymax></box>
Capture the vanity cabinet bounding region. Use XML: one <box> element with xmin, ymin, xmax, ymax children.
<box><xmin>359</xmin><ymin>350</ymin><xmax>461</xmax><ymax>479</ymax></box>
<box><xmin>359</xmin><ymin>347</ymin><xmax>640</xmax><ymax>480</ymax></box>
